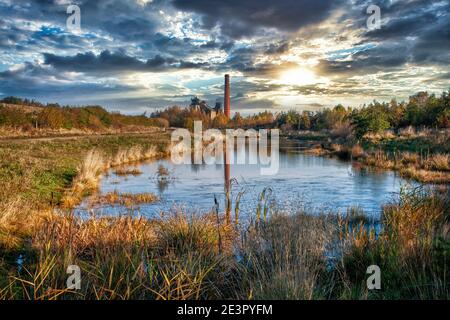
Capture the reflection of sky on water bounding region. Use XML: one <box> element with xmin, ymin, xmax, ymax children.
<box><xmin>77</xmin><ymin>140</ymin><xmax>408</xmax><ymax>220</ymax></box>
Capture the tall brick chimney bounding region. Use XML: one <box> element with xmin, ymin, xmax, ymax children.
<box><xmin>224</xmin><ymin>74</ymin><xmax>230</xmax><ymax>118</ymax></box>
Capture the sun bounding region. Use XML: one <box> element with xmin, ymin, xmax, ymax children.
<box><xmin>278</xmin><ymin>67</ymin><xmax>318</xmax><ymax>86</ymax></box>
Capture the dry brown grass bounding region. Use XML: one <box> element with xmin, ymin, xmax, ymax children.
<box><xmin>0</xmin><ymin>199</ymin><xmax>31</xmax><ymax>249</ymax></box>
<box><xmin>425</xmin><ymin>153</ymin><xmax>449</xmax><ymax>171</ymax></box>
<box><xmin>330</xmin><ymin>143</ymin><xmax>343</xmax><ymax>152</ymax></box>
<box><xmin>400</xmin><ymin>168</ymin><xmax>450</xmax><ymax>183</ymax></box>
<box><xmin>33</xmin><ymin>212</ymin><xmax>157</xmax><ymax>254</ymax></box>
<box><xmin>334</xmin><ymin>188</ymin><xmax>448</xmax><ymax>299</ymax></box>
<box><xmin>0</xmin><ymin>132</ymin><xmax>169</xmax><ymax>251</ymax></box>
<box><xmin>110</xmin><ymin>145</ymin><xmax>158</xmax><ymax>167</ymax></box>
<box><xmin>400</xmin><ymin>151</ymin><xmax>420</xmax><ymax>165</ymax></box>
<box><xmin>237</xmin><ymin>213</ymin><xmax>335</xmax><ymax>299</ymax></box>
<box><xmin>61</xmin><ymin>150</ymin><xmax>104</xmax><ymax>209</ymax></box>
<box><xmin>351</xmin><ymin>144</ymin><xmax>365</xmax><ymax>159</ymax></box>
<box><xmin>1</xmin><ymin>188</ymin><xmax>447</xmax><ymax>300</ymax></box>
<box><xmin>364</xmin><ymin>130</ymin><xmax>396</xmax><ymax>141</ymax></box>
<box><xmin>382</xmin><ymin>194</ymin><xmax>447</xmax><ymax>259</ymax></box>
<box><xmin>364</xmin><ymin>152</ymin><xmax>396</xmax><ymax>169</ymax></box>
<box><xmin>74</xmin><ymin>149</ymin><xmax>105</xmax><ymax>186</ymax></box>
<box><xmin>0</xmin><ymin>123</ymin><xmax>164</xmax><ymax>139</ymax></box>
<box><xmin>0</xmin><ymin>198</ymin><xmax>53</xmax><ymax>250</ymax></box>
<box><xmin>32</xmin><ymin>211</ymin><xmax>233</xmax><ymax>258</ymax></box>
<box><xmin>1</xmin><ymin>209</ymin><xmax>236</xmax><ymax>300</ymax></box>
<box><xmin>316</xmin><ymin>144</ymin><xmax>366</xmax><ymax>160</ymax></box>
<box><xmin>302</xmin><ymin>144</ymin><xmax>330</xmax><ymax>156</ymax></box>
<box><xmin>360</xmin><ymin>148</ymin><xmax>449</xmax><ymax>183</ymax></box>
<box><xmin>398</xmin><ymin>126</ymin><xmax>416</xmax><ymax>138</ymax></box>
<box><xmin>0</xmin><ymin>126</ymin><xmax>99</xmax><ymax>138</ymax></box>
<box><xmin>155</xmin><ymin>212</ymin><xmax>236</xmax><ymax>256</ymax></box>
<box><xmin>113</xmin><ymin>167</ymin><xmax>143</xmax><ymax>176</ymax></box>
<box><xmin>89</xmin><ymin>190</ymin><xmax>158</xmax><ymax>207</ymax></box>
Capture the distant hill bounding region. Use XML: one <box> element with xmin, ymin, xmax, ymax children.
<box><xmin>0</xmin><ymin>97</ymin><xmax>169</xmax><ymax>135</ymax></box>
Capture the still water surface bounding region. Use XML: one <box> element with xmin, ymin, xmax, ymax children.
<box><xmin>77</xmin><ymin>139</ymin><xmax>407</xmax><ymax>219</ymax></box>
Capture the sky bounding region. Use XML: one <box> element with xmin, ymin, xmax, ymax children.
<box><xmin>0</xmin><ymin>0</ymin><xmax>449</xmax><ymax>115</ymax></box>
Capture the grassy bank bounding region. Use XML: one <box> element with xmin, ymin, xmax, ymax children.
<box><xmin>0</xmin><ymin>131</ymin><xmax>169</xmax><ymax>206</ymax></box>
<box><xmin>0</xmin><ymin>131</ymin><xmax>169</xmax><ymax>249</ymax></box>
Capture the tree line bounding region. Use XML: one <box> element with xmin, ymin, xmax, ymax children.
<box><xmin>1</xmin><ymin>89</ymin><xmax>448</xmax><ymax>135</ymax></box>
<box><xmin>152</xmin><ymin>90</ymin><xmax>449</xmax><ymax>137</ymax></box>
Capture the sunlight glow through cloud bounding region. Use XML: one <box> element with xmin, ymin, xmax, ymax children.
<box><xmin>0</xmin><ymin>0</ymin><xmax>448</xmax><ymax>113</ymax></box>
<box><xmin>277</xmin><ymin>68</ymin><xmax>321</xmax><ymax>86</ymax></box>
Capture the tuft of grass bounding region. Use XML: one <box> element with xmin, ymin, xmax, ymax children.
<box><xmin>113</xmin><ymin>167</ymin><xmax>143</xmax><ymax>176</ymax></box>
<box><xmin>89</xmin><ymin>190</ymin><xmax>158</xmax><ymax>208</ymax></box>
<box><xmin>400</xmin><ymin>167</ymin><xmax>450</xmax><ymax>184</ymax></box>
<box><xmin>351</xmin><ymin>144</ymin><xmax>365</xmax><ymax>159</ymax></box>
<box><xmin>400</xmin><ymin>151</ymin><xmax>420</xmax><ymax>165</ymax></box>
<box><xmin>234</xmin><ymin>213</ymin><xmax>334</xmax><ymax>299</ymax></box>
<box><xmin>0</xmin><ymin>199</ymin><xmax>32</xmax><ymax>249</ymax></box>
<box><xmin>110</xmin><ymin>145</ymin><xmax>158</xmax><ymax>167</ymax></box>
<box><xmin>425</xmin><ymin>153</ymin><xmax>449</xmax><ymax>171</ymax></box>
<box><xmin>344</xmin><ymin>206</ymin><xmax>371</xmax><ymax>224</ymax></box>
<box><xmin>255</xmin><ymin>187</ymin><xmax>272</xmax><ymax>222</ymax></box>
<box><xmin>61</xmin><ymin>150</ymin><xmax>104</xmax><ymax>209</ymax></box>
<box><xmin>334</xmin><ymin>188</ymin><xmax>448</xmax><ymax>299</ymax></box>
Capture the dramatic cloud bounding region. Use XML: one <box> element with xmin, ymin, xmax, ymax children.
<box><xmin>172</xmin><ymin>0</ymin><xmax>344</xmax><ymax>38</ymax></box>
<box><xmin>0</xmin><ymin>0</ymin><xmax>449</xmax><ymax>113</ymax></box>
<box><xmin>43</xmin><ymin>50</ymin><xmax>209</xmax><ymax>73</ymax></box>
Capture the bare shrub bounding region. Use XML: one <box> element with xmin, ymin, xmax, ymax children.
<box><xmin>330</xmin><ymin>121</ymin><xmax>353</xmax><ymax>138</ymax></box>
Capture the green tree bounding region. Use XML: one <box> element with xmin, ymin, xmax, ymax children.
<box><xmin>352</xmin><ymin>104</ymin><xmax>390</xmax><ymax>139</ymax></box>
<box><xmin>299</xmin><ymin>111</ymin><xmax>311</xmax><ymax>130</ymax></box>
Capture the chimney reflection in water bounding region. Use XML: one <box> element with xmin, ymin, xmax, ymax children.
<box><xmin>224</xmin><ymin>144</ymin><xmax>231</xmax><ymax>224</ymax></box>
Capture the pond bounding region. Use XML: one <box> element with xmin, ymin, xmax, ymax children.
<box><xmin>76</xmin><ymin>138</ymin><xmax>408</xmax><ymax>220</ymax></box>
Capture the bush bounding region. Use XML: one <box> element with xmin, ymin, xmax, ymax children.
<box><xmin>0</xmin><ymin>105</ymin><xmax>32</xmax><ymax>127</ymax></box>
<box><xmin>37</xmin><ymin>107</ymin><xmax>66</xmax><ymax>129</ymax></box>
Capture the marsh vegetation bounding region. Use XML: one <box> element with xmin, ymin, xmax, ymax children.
<box><xmin>0</xmin><ymin>185</ymin><xmax>447</xmax><ymax>299</ymax></box>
